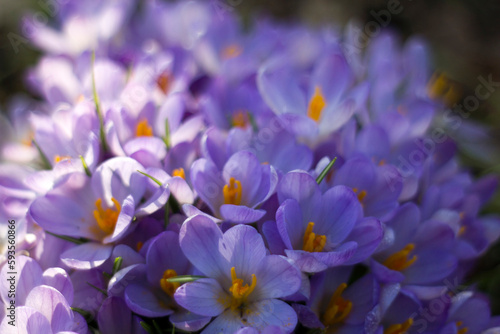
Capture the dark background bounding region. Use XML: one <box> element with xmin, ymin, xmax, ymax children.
<box><xmin>1</xmin><ymin>0</ymin><xmax>500</xmax><ymax>314</ymax></box>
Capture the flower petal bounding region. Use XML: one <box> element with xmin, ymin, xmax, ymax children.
<box><xmin>174</xmin><ymin>278</ymin><xmax>227</xmax><ymax>317</ymax></box>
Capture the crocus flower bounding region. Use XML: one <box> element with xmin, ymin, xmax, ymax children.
<box><xmin>186</xmin><ymin>150</ymin><xmax>278</xmax><ymax>224</ymax></box>
<box><xmin>293</xmin><ymin>268</ymin><xmax>380</xmax><ymax>331</ymax></box>
<box><xmin>268</xmin><ymin>170</ymin><xmax>374</xmax><ymax>273</ymax></box>
<box><xmin>124</xmin><ymin>231</ymin><xmax>211</xmax><ymax>331</ymax></box>
<box><xmin>29</xmin><ymin>157</ymin><xmax>169</xmax><ymax>269</ymax></box>
<box><xmin>0</xmin><ymin>256</ymin><xmax>87</xmax><ymax>333</ymax></box>
<box><xmin>371</xmin><ymin>204</ymin><xmax>457</xmax><ymax>286</ymax></box>
<box><xmin>174</xmin><ymin>215</ymin><xmax>301</xmax><ymax>333</ymax></box>
<box><xmin>257</xmin><ymin>49</ymin><xmax>367</xmax><ymax>139</ymax></box>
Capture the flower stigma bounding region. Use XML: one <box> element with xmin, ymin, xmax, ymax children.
<box><xmin>160</xmin><ymin>269</ymin><xmax>180</xmax><ymax>297</ymax></box>
<box><xmin>157</xmin><ymin>71</ymin><xmax>171</xmax><ymax>94</ymax></box>
<box><xmin>136</xmin><ymin>118</ymin><xmax>153</xmax><ymax>137</ymax></box>
<box><xmin>222</xmin><ymin>44</ymin><xmax>243</xmax><ymax>59</ymax></box>
<box><xmin>93</xmin><ymin>197</ymin><xmax>121</xmax><ymax>235</ymax></box>
<box><xmin>383</xmin><ymin>243</ymin><xmax>417</xmax><ymax>271</ymax></box>
<box><xmin>232</xmin><ymin>110</ymin><xmax>249</xmax><ymax>128</ymax></box>
<box><xmin>384</xmin><ymin>318</ymin><xmax>413</xmax><ymax>334</ymax></box>
<box><xmin>302</xmin><ymin>222</ymin><xmax>327</xmax><ymax>252</ymax></box>
<box><xmin>352</xmin><ymin>187</ymin><xmax>367</xmax><ymax>204</ymax></box>
<box><xmin>228</xmin><ymin>267</ymin><xmax>257</xmax><ymax>310</ymax></box>
<box><xmin>322</xmin><ymin>283</ymin><xmax>352</xmax><ymax>325</ymax></box>
<box><xmin>172</xmin><ymin>168</ymin><xmax>186</xmax><ymax>179</ymax></box>
<box><xmin>307</xmin><ymin>86</ymin><xmax>327</xmax><ymax>122</ymax></box>
<box><xmin>223</xmin><ymin>177</ymin><xmax>242</xmax><ymax>205</ymax></box>
<box><xmin>54</xmin><ymin>155</ymin><xmax>72</xmax><ymax>163</ymax></box>
<box><xmin>456</xmin><ymin>321</ymin><xmax>469</xmax><ymax>334</ymax></box>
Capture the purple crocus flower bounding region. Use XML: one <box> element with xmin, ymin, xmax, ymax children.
<box><xmin>124</xmin><ymin>231</ymin><xmax>210</xmax><ymax>331</ymax></box>
<box><xmin>0</xmin><ymin>256</ymin><xmax>87</xmax><ymax>333</ymax></box>
<box><xmin>23</xmin><ymin>0</ymin><xmax>136</xmax><ymax>56</ymax></box>
<box><xmin>29</xmin><ymin>157</ymin><xmax>169</xmax><ymax>269</ymax></box>
<box><xmin>201</xmin><ymin>122</ymin><xmax>313</xmax><ymax>175</ymax></box>
<box><xmin>257</xmin><ymin>49</ymin><xmax>367</xmax><ymax>139</ymax></box>
<box><xmin>293</xmin><ymin>268</ymin><xmax>380</xmax><ymax>331</ymax></box>
<box><xmin>266</xmin><ymin>170</ymin><xmax>379</xmax><ymax>273</ymax></box>
<box><xmin>371</xmin><ymin>204</ymin><xmax>457</xmax><ymax>286</ymax></box>
<box><xmin>185</xmin><ymin>150</ymin><xmax>278</xmax><ymax>224</ymax></box>
<box><xmin>31</xmin><ymin>101</ymin><xmax>100</xmax><ymax>171</ymax></box>
<box><xmin>332</xmin><ymin>156</ymin><xmax>402</xmax><ymax>219</ymax></box>
<box><xmin>174</xmin><ymin>215</ymin><xmax>301</xmax><ymax>333</ymax></box>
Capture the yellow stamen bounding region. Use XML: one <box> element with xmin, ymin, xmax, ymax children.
<box><xmin>135</xmin><ymin>118</ymin><xmax>153</xmax><ymax>137</ymax></box>
<box><xmin>352</xmin><ymin>188</ymin><xmax>368</xmax><ymax>203</ymax></box>
<box><xmin>384</xmin><ymin>318</ymin><xmax>413</xmax><ymax>334</ymax></box>
<box><xmin>172</xmin><ymin>168</ymin><xmax>186</xmax><ymax>179</ymax></box>
<box><xmin>456</xmin><ymin>321</ymin><xmax>469</xmax><ymax>334</ymax></box>
<box><xmin>427</xmin><ymin>73</ymin><xmax>461</xmax><ymax>106</ymax></box>
<box><xmin>232</xmin><ymin>110</ymin><xmax>249</xmax><ymax>128</ymax></box>
<box><xmin>76</xmin><ymin>94</ymin><xmax>85</xmax><ymax>103</ymax></box>
<box><xmin>136</xmin><ymin>241</ymin><xmax>144</xmax><ymax>251</ymax></box>
<box><xmin>223</xmin><ymin>177</ymin><xmax>242</xmax><ymax>205</ymax></box>
<box><xmin>322</xmin><ymin>283</ymin><xmax>353</xmax><ymax>325</ymax></box>
<box><xmin>157</xmin><ymin>71</ymin><xmax>171</xmax><ymax>95</ymax></box>
<box><xmin>383</xmin><ymin>244</ymin><xmax>417</xmax><ymax>271</ymax></box>
<box><xmin>222</xmin><ymin>44</ymin><xmax>243</xmax><ymax>59</ymax></box>
<box><xmin>160</xmin><ymin>269</ymin><xmax>180</xmax><ymax>298</ymax></box>
<box><xmin>93</xmin><ymin>197</ymin><xmax>121</xmax><ymax>235</ymax></box>
<box><xmin>54</xmin><ymin>155</ymin><xmax>72</xmax><ymax>163</ymax></box>
<box><xmin>302</xmin><ymin>222</ymin><xmax>327</xmax><ymax>253</ymax></box>
<box><xmin>228</xmin><ymin>267</ymin><xmax>257</xmax><ymax>310</ymax></box>
<box><xmin>307</xmin><ymin>86</ymin><xmax>327</xmax><ymax>122</ymax></box>
<box><xmin>458</xmin><ymin>226</ymin><xmax>466</xmax><ymax>237</ymax></box>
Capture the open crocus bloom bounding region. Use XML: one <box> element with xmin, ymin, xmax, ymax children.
<box><xmin>29</xmin><ymin>157</ymin><xmax>169</xmax><ymax>269</ymax></box>
<box><xmin>174</xmin><ymin>215</ymin><xmax>302</xmax><ymax>333</ymax></box>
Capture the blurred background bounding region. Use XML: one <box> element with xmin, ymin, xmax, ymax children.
<box><xmin>1</xmin><ymin>0</ymin><xmax>500</xmax><ymax>313</ymax></box>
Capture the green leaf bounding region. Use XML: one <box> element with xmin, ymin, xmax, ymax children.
<box><xmin>79</xmin><ymin>155</ymin><xmax>92</xmax><ymax>176</ymax></box>
<box><xmin>140</xmin><ymin>321</ymin><xmax>154</xmax><ymax>334</ymax></box>
<box><xmin>137</xmin><ymin>170</ymin><xmax>163</xmax><ymax>186</ymax></box>
<box><xmin>112</xmin><ymin>256</ymin><xmax>123</xmax><ymax>275</ymax></box>
<box><xmin>45</xmin><ymin>231</ymin><xmax>87</xmax><ymax>245</ymax></box>
<box><xmin>32</xmin><ymin>139</ymin><xmax>52</xmax><ymax>170</ymax></box>
<box><xmin>91</xmin><ymin>51</ymin><xmax>108</xmax><ymax>152</ymax></box>
<box><xmin>166</xmin><ymin>275</ymin><xmax>205</xmax><ymax>284</ymax></box>
<box><xmin>164</xmin><ymin>118</ymin><xmax>171</xmax><ymax>149</ymax></box>
<box><xmin>316</xmin><ymin>157</ymin><xmax>337</xmax><ymax>185</ymax></box>
<box><xmin>86</xmin><ymin>282</ymin><xmax>108</xmax><ymax>297</ymax></box>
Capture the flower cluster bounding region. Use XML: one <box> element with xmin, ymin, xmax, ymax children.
<box><xmin>1</xmin><ymin>1</ymin><xmax>500</xmax><ymax>333</ymax></box>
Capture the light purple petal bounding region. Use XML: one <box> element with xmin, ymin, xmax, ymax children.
<box><xmin>103</xmin><ymin>195</ymin><xmax>135</xmax><ymax>244</ymax></box>
<box><xmin>169</xmin><ymin>309</ymin><xmax>212</xmax><ymax>332</ymax></box>
<box><xmin>276</xmin><ymin>199</ymin><xmax>304</xmax><ymax>250</ymax></box>
<box><xmin>61</xmin><ymin>243</ymin><xmax>113</xmax><ymax>269</ymax></box>
<box><xmin>124</xmin><ymin>284</ymin><xmax>173</xmax><ymax>318</ymax></box>
<box><xmin>0</xmin><ymin>306</ymin><xmax>52</xmax><ymax>334</ymax></box>
<box><xmin>146</xmin><ymin>231</ymin><xmax>189</xmax><ymax>286</ymax></box>
<box><xmin>42</xmin><ymin>268</ymin><xmax>74</xmax><ymax>305</ymax></box>
<box><xmin>252</xmin><ymin>255</ymin><xmax>301</xmax><ymax>300</ymax></box>
<box><xmin>202</xmin><ymin>309</ymin><xmax>244</xmax><ymax>334</ymax></box>
<box><xmin>220</xmin><ymin>205</ymin><xmax>266</xmax><ymax>224</ymax></box>
<box><xmin>179</xmin><ymin>215</ymin><xmax>230</xmax><ymax>280</ymax></box>
<box><xmin>174</xmin><ymin>278</ymin><xmax>227</xmax><ymax>317</ymax></box>
<box><xmin>245</xmin><ymin>299</ymin><xmax>297</xmax><ymax>332</ymax></box>
<box><xmin>1</xmin><ymin>255</ymin><xmax>42</xmax><ymax>305</ymax></box>
<box><xmin>320</xmin><ymin>185</ymin><xmax>361</xmax><ymax>245</ymax></box>
<box><xmin>284</xmin><ymin>242</ymin><xmax>357</xmax><ymax>273</ymax></box>
<box><xmin>97</xmin><ymin>297</ymin><xmax>132</xmax><ymax>334</ymax></box>
<box><xmin>220</xmin><ymin>225</ymin><xmax>266</xmax><ymax>281</ymax></box>
<box><xmin>135</xmin><ymin>182</ymin><xmax>170</xmax><ymax>217</ymax></box>
<box><xmin>24</xmin><ymin>286</ymin><xmax>73</xmax><ymax>333</ymax></box>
